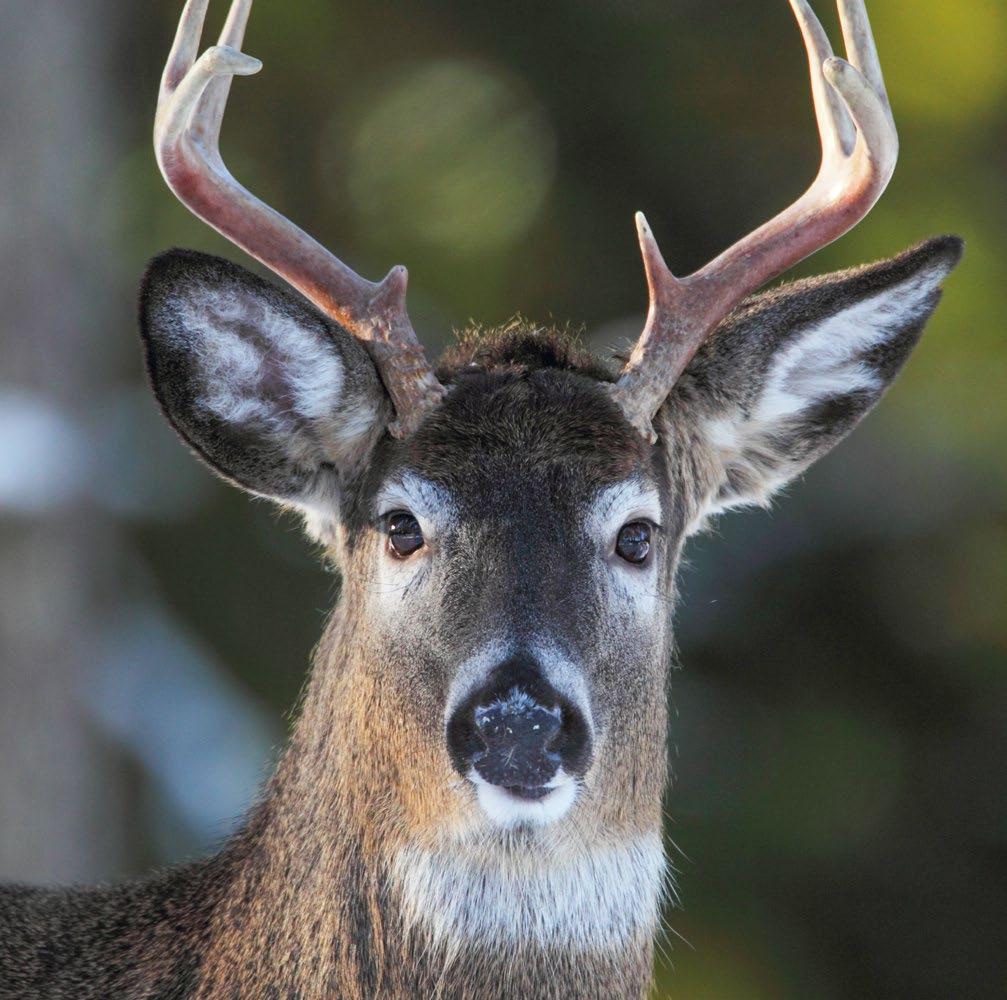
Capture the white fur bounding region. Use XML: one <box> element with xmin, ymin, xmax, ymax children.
<box><xmin>375</xmin><ymin>472</ymin><xmax>457</xmax><ymax>533</ymax></box>
<box><xmin>586</xmin><ymin>480</ymin><xmax>663</xmax><ymax>618</ymax></box>
<box><xmin>469</xmin><ymin>767</ymin><xmax>578</xmax><ymax>828</ymax></box>
<box><xmin>179</xmin><ymin>290</ymin><xmax>348</xmax><ymax>458</ymax></box>
<box><xmin>700</xmin><ymin>263</ymin><xmax>949</xmax><ymax>516</ymax></box>
<box><xmin>370</xmin><ymin>473</ymin><xmax>458</xmax><ymax>610</ymax></box>
<box><xmin>587</xmin><ymin>480</ymin><xmax>662</xmax><ymax>542</ymax></box>
<box><xmin>391</xmin><ymin>831</ymin><xmax>666</xmax><ymax>951</ymax></box>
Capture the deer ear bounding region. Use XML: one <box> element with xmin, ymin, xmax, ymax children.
<box><xmin>139</xmin><ymin>250</ymin><xmax>389</xmax><ymax>529</ymax></box>
<box><xmin>667</xmin><ymin>236</ymin><xmax>963</xmax><ymax>528</ymax></box>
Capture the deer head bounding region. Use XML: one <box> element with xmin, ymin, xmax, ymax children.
<box><xmin>140</xmin><ymin>0</ymin><xmax>960</xmax><ymax>960</ymax></box>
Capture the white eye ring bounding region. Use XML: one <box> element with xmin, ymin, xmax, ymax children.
<box><xmin>375</xmin><ymin>472</ymin><xmax>456</xmax><ymax>549</ymax></box>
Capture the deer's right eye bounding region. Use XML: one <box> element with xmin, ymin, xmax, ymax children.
<box><xmin>385</xmin><ymin>511</ymin><xmax>424</xmax><ymax>558</ymax></box>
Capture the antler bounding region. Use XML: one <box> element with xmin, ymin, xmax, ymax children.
<box><xmin>610</xmin><ymin>0</ymin><xmax>898</xmax><ymax>441</ymax></box>
<box><xmin>155</xmin><ymin>0</ymin><xmax>445</xmax><ymax>438</ymax></box>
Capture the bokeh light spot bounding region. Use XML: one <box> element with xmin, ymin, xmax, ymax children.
<box><xmin>341</xmin><ymin>60</ymin><xmax>556</xmax><ymax>254</ymax></box>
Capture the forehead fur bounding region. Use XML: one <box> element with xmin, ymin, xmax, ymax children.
<box><xmin>403</xmin><ymin>324</ymin><xmax>649</xmax><ymax>487</ymax></box>
<box><xmin>437</xmin><ymin>322</ymin><xmax>617</xmax><ymax>383</ymax></box>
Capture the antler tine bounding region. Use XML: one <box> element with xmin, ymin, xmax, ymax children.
<box><xmin>155</xmin><ymin>0</ymin><xmax>445</xmax><ymax>438</ymax></box>
<box><xmin>837</xmin><ymin>0</ymin><xmax>890</xmax><ymax>111</ymax></box>
<box><xmin>610</xmin><ymin>0</ymin><xmax>898</xmax><ymax>442</ymax></box>
<box><xmin>791</xmin><ymin>0</ymin><xmax>856</xmax><ymax>157</ymax></box>
<box><xmin>160</xmin><ymin>0</ymin><xmax>211</xmax><ymax>101</ymax></box>
<box><xmin>194</xmin><ymin>0</ymin><xmax>253</xmax><ymax>146</ymax></box>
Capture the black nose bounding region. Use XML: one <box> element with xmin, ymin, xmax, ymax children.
<box><xmin>446</xmin><ymin>656</ymin><xmax>592</xmax><ymax>796</ymax></box>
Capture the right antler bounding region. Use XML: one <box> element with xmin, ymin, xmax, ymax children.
<box><xmin>610</xmin><ymin>0</ymin><xmax>898</xmax><ymax>441</ymax></box>
<box><xmin>155</xmin><ymin>0</ymin><xmax>445</xmax><ymax>438</ymax></box>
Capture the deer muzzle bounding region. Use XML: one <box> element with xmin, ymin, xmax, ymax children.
<box><xmin>446</xmin><ymin>655</ymin><xmax>592</xmax><ymax>804</ymax></box>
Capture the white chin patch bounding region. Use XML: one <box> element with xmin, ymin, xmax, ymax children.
<box><xmin>469</xmin><ymin>769</ymin><xmax>578</xmax><ymax>828</ymax></box>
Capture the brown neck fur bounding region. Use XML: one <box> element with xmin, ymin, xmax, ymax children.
<box><xmin>188</xmin><ymin>581</ymin><xmax>659</xmax><ymax>999</ymax></box>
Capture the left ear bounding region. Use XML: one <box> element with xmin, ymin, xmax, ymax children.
<box><xmin>664</xmin><ymin>236</ymin><xmax>964</xmax><ymax>526</ymax></box>
<box><xmin>139</xmin><ymin>250</ymin><xmax>392</xmax><ymax>543</ymax></box>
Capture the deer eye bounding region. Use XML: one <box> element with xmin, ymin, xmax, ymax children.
<box><xmin>385</xmin><ymin>510</ymin><xmax>424</xmax><ymax>558</ymax></box>
<box><xmin>615</xmin><ymin>521</ymin><xmax>652</xmax><ymax>565</ymax></box>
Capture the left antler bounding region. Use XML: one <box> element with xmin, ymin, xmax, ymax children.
<box><xmin>610</xmin><ymin>0</ymin><xmax>898</xmax><ymax>441</ymax></box>
<box><xmin>155</xmin><ymin>0</ymin><xmax>445</xmax><ymax>438</ymax></box>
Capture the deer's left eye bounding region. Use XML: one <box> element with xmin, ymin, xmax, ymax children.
<box><xmin>615</xmin><ymin>521</ymin><xmax>652</xmax><ymax>565</ymax></box>
<box><xmin>386</xmin><ymin>511</ymin><xmax>424</xmax><ymax>558</ymax></box>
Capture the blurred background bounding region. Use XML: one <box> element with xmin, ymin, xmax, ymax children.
<box><xmin>0</xmin><ymin>0</ymin><xmax>1003</xmax><ymax>997</ymax></box>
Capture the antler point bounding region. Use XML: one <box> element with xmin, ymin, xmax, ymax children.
<box><xmin>635</xmin><ymin>214</ymin><xmax>674</xmax><ymax>289</ymax></box>
<box><xmin>822</xmin><ymin>55</ymin><xmax>848</xmax><ymax>84</ymax></box>
<box><xmin>379</xmin><ymin>265</ymin><xmax>409</xmax><ymax>299</ymax></box>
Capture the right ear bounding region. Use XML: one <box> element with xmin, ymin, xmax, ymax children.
<box><xmin>139</xmin><ymin>250</ymin><xmax>389</xmax><ymax>530</ymax></box>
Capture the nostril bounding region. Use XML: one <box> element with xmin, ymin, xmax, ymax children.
<box><xmin>446</xmin><ymin>714</ymin><xmax>482</xmax><ymax>774</ymax></box>
<box><xmin>548</xmin><ymin>703</ymin><xmax>592</xmax><ymax>778</ymax></box>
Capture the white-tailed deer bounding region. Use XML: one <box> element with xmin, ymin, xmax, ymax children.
<box><xmin>0</xmin><ymin>1</ymin><xmax>961</xmax><ymax>997</ymax></box>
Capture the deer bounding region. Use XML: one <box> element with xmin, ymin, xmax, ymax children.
<box><xmin>0</xmin><ymin>0</ymin><xmax>961</xmax><ymax>997</ymax></box>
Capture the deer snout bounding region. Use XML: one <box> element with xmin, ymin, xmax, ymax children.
<box><xmin>446</xmin><ymin>657</ymin><xmax>592</xmax><ymax>814</ymax></box>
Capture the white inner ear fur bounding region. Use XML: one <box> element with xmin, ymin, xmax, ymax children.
<box><xmin>183</xmin><ymin>288</ymin><xmax>336</xmax><ymax>441</ymax></box>
<box><xmin>182</xmin><ymin>290</ymin><xmax>353</xmax><ymax>454</ymax></box>
<box><xmin>174</xmin><ymin>286</ymin><xmax>384</xmax><ymax>537</ymax></box>
<box><xmin>699</xmin><ymin>262</ymin><xmax>949</xmax><ymax>517</ymax></box>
